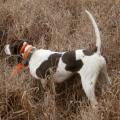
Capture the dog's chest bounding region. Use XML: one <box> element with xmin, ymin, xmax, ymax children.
<box><xmin>29</xmin><ymin>49</ymin><xmax>53</xmax><ymax>79</ymax></box>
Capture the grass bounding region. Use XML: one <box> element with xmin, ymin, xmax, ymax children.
<box><xmin>0</xmin><ymin>0</ymin><xmax>120</xmax><ymax>119</ymax></box>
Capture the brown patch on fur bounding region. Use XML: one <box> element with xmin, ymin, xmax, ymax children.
<box><xmin>36</xmin><ymin>53</ymin><xmax>62</xmax><ymax>78</ymax></box>
<box><xmin>62</xmin><ymin>51</ymin><xmax>83</xmax><ymax>72</ymax></box>
<box><xmin>83</xmin><ymin>47</ymin><xmax>97</xmax><ymax>56</ymax></box>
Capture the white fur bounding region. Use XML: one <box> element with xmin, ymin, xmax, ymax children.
<box><xmin>4</xmin><ymin>45</ymin><xmax>11</xmax><ymax>55</ymax></box>
<box><xmin>23</xmin><ymin>42</ymin><xmax>27</xmax><ymax>45</ymax></box>
<box><xmin>29</xmin><ymin>49</ymin><xmax>56</xmax><ymax>79</ymax></box>
<box><xmin>29</xmin><ymin>50</ymin><xmax>73</xmax><ymax>82</ymax></box>
<box><xmin>24</xmin><ymin>45</ymin><xmax>32</xmax><ymax>52</ymax></box>
<box><xmin>75</xmin><ymin>50</ymin><xmax>85</xmax><ymax>60</ymax></box>
<box><xmin>85</xmin><ymin>10</ymin><xmax>101</xmax><ymax>54</ymax></box>
<box><xmin>54</xmin><ymin>57</ymin><xmax>73</xmax><ymax>83</ymax></box>
<box><xmin>78</xmin><ymin>54</ymin><xmax>107</xmax><ymax>106</ymax></box>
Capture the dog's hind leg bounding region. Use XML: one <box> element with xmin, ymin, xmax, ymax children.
<box><xmin>100</xmin><ymin>64</ymin><xmax>111</xmax><ymax>86</ymax></box>
<box><xmin>80</xmin><ymin>73</ymin><xmax>98</xmax><ymax>108</ymax></box>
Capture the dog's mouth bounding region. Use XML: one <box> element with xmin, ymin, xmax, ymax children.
<box><xmin>4</xmin><ymin>44</ymin><xmax>12</xmax><ymax>55</ymax></box>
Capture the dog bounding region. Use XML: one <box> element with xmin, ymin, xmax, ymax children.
<box><xmin>4</xmin><ymin>10</ymin><xmax>111</xmax><ymax>107</ymax></box>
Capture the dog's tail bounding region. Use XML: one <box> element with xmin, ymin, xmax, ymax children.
<box><xmin>85</xmin><ymin>10</ymin><xmax>101</xmax><ymax>54</ymax></box>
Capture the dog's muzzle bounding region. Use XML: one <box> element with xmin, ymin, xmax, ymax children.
<box><xmin>4</xmin><ymin>44</ymin><xmax>11</xmax><ymax>55</ymax></box>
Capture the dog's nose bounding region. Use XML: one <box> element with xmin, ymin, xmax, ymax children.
<box><xmin>4</xmin><ymin>44</ymin><xmax>11</xmax><ymax>55</ymax></box>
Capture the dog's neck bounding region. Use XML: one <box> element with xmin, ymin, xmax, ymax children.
<box><xmin>20</xmin><ymin>42</ymin><xmax>32</xmax><ymax>55</ymax></box>
<box><xmin>19</xmin><ymin>42</ymin><xmax>36</xmax><ymax>66</ymax></box>
<box><xmin>10</xmin><ymin>43</ymin><xmax>35</xmax><ymax>77</ymax></box>
<box><xmin>24</xmin><ymin>45</ymin><xmax>33</xmax><ymax>52</ymax></box>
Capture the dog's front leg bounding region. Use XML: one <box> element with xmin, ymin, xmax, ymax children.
<box><xmin>41</xmin><ymin>78</ymin><xmax>48</xmax><ymax>89</ymax></box>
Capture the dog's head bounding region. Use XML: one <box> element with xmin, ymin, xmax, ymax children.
<box><xmin>4</xmin><ymin>40</ymin><xmax>28</xmax><ymax>56</ymax></box>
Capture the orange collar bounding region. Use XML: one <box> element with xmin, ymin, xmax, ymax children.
<box><xmin>10</xmin><ymin>46</ymin><xmax>34</xmax><ymax>78</ymax></box>
<box><xmin>20</xmin><ymin>43</ymin><xmax>28</xmax><ymax>54</ymax></box>
<box><xmin>23</xmin><ymin>46</ymin><xmax>33</xmax><ymax>60</ymax></box>
<box><xmin>20</xmin><ymin>43</ymin><xmax>33</xmax><ymax>61</ymax></box>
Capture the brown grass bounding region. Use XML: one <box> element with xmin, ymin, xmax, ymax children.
<box><xmin>0</xmin><ymin>0</ymin><xmax>120</xmax><ymax>119</ymax></box>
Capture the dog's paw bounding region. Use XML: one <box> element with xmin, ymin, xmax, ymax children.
<box><xmin>91</xmin><ymin>100</ymin><xmax>98</xmax><ymax>110</ymax></box>
<box><xmin>41</xmin><ymin>78</ymin><xmax>47</xmax><ymax>89</ymax></box>
<box><xmin>107</xmin><ymin>77</ymin><xmax>112</xmax><ymax>87</ymax></box>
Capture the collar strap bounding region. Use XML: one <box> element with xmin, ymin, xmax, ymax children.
<box><xmin>23</xmin><ymin>47</ymin><xmax>33</xmax><ymax>60</ymax></box>
<box><xmin>23</xmin><ymin>47</ymin><xmax>36</xmax><ymax>66</ymax></box>
<box><xmin>11</xmin><ymin>45</ymin><xmax>36</xmax><ymax>78</ymax></box>
<box><xmin>20</xmin><ymin>43</ymin><xmax>28</xmax><ymax>54</ymax></box>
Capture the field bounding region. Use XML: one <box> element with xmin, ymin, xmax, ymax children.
<box><xmin>0</xmin><ymin>0</ymin><xmax>120</xmax><ymax>120</ymax></box>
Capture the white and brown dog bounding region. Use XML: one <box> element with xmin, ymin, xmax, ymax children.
<box><xmin>4</xmin><ymin>10</ymin><xmax>111</xmax><ymax>107</ymax></box>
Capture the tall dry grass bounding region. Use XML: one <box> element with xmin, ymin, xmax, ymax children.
<box><xmin>0</xmin><ymin>0</ymin><xmax>120</xmax><ymax>120</ymax></box>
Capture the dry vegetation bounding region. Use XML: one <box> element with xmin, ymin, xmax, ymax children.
<box><xmin>0</xmin><ymin>0</ymin><xmax>120</xmax><ymax>120</ymax></box>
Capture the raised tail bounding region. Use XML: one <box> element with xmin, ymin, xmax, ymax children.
<box><xmin>85</xmin><ymin>10</ymin><xmax>101</xmax><ymax>54</ymax></box>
